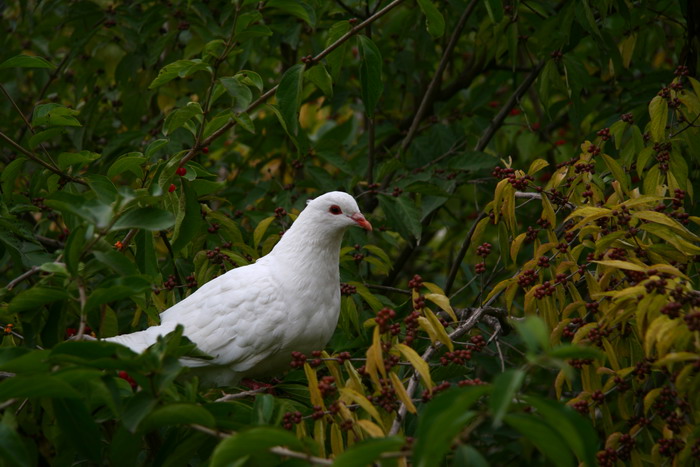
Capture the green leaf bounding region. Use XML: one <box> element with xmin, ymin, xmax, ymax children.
<box><xmin>333</xmin><ymin>437</ymin><xmax>405</xmax><ymax>467</ymax></box>
<box><xmin>0</xmin><ymin>54</ymin><xmax>55</xmax><ymax>70</ymax></box>
<box><xmin>145</xmin><ymin>139</ymin><xmax>169</xmax><ymax>159</ymax></box>
<box><xmin>358</xmin><ymin>35</ymin><xmax>383</xmax><ymax>117</ymax></box>
<box><xmin>453</xmin><ymin>445</ymin><xmax>489</xmax><ymax>467</ymax></box>
<box><xmin>484</xmin><ymin>0</ymin><xmax>504</xmax><ymax>24</ymax></box>
<box><xmin>548</xmin><ymin>344</ymin><xmax>605</xmax><ymax>360</ymax></box>
<box><xmin>32</xmin><ymin>103</ymin><xmax>81</xmax><ymax>127</ymax></box>
<box><xmin>53</xmin><ymin>398</ymin><xmax>102</xmax><ymax>462</ymax></box>
<box><xmin>601</xmin><ymin>153</ymin><xmax>628</xmax><ymax>192</ymax></box>
<box><xmin>325</xmin><ymin>21</ymin><xmax>351</xmax><ymax>79</ymax></box>
<box><xmin>171</xmin><ymin>180</ymin><xmax>203</xmax><ymax>252</ymax></box>
<box><xmin>122</xmin><ymin>391</ymin><xmax>158</xmax><ymax>433</ymax></box>
<box><xmin>378</xmin><ymin>194</ymin><xmax>422</xmax><ymax>240</ymax></box>
<box><xmin>305</xmin><ymin>65</ymin><xmax>333</xmax><ymax>97</ymax></box>
<box><xmin>416</xmin><ymin>0</ymin><xmax>446</xmax><ymax>37</ymax></box>
<box><xmin>8</xmin><ymin>287</ymin><xmax>69</xmax><ymax>313</ymax></box>
<box><xmin>233</xmin><ymin>112</ymin><xmax>255</xmax><ymax>134</ymax></box>
<box><xmin>266</xmin><ymin>0</ymin><xmax>315</xmax><ymax>27</ymax></box>
<box><xmin>236</xmin><ymin>70</ymin><xmax>264</xmax><ymax>92</ymax></box>
<box><xmin>412</xmin><ymin>386</ymin><xmax>490</xmax><ymax>467</ymax></box>
<box><xmin>108</xmin><ymin>153</ymin><xmax>146</xmax><ymax>178</ymax></box>
<box><xmin>253</xmin><ymin>216</ymin><xmax>276</xmax><ymax>250</ymax></box>
<box><xmin>112</xmin><ymin>207</ymin><xmax>175</xmax><ymax>231</ymax></box>
<box><xmin>221</xmin><ymin>76</ymin><xmax>253</xmax><ymax>112</ymax></box>
<box><xmin>523</xmin><ymin>395</ymin><xmax>599</xmax><ymax>466</ymax></box>
<box><xmin>648</xmin><ymin>95</ymin><xmax>668</xmax><ymax>142</ymax></box>
<box><xmin>275</xmin><ymin>64</ymin><xmax>305</xmax><ymax>137</ymax></box>
<box><xmin>149</xmin><ymin>59</ymin><xmax>211</xmax><ymax>89</ymax></box>
<box><xmin>512</xmin><ymin>316</ymin><xmax>550</xmax><ymax>353</ymax></box>
<box><xmin>0</xmin><ymin>423</ymin><xmax>30</xmax><ymax>467</ymax></box>
<box><xmin>57</xmin><ymin>150</ymin><xmax>101</xmax><ymax>170</ymax></box>
<box><xmin>489</xmin><ymin>369</ymin><xmax>525</xmax><ymax>427</ymax></box>
<box><xmin>28</xmin><ymin>127</ymin><xmax>64</xmax><ymax>149</ymax></box>
<box><xmin>504</xmin><ymin>414</ymin><xmax>575</xmax><ymax>466</ymax></box>
<box><xmin>210</xmin><ymin>427</ymin><xmax>304</xmax><ymax>467</ymax></box>
<box><xmin>0</xmin><ymin>374</ymin><xmax>81</xmax><ymax>399</ymax></box>
<box><xmin>140</xmin><ymin>403</ymin><xmax>216</xmax><ymax>432</ymax></box>
<box><xmin>163</xmin><ymin>102</ymin><xmax>203</xmax><ymax>136</ymax></box>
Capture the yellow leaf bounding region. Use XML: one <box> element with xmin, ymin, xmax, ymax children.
<box><xmin>395</xmin><ymin>343</ymin><xmax>433</xmax><ymax>390</ymax></box>
<box><xmin>253</xmin><ymin>216</ymin><xmax>275</xmax><ymax>250</ymax></box>
<box><xmin>648</xmin><ymin>95</ymin><xmax>668</xmax><ymax>142</ymax></box>
<box><xmin>619</xmin><ymin>33</ymin><xmax>636</xmax><ymax>68</ymax></box>
<box><xmin>315</xmin><ymin>419</ymin><xmax>326</xmax><ymax>457</ymax></box>
<box><xmin>643</xmin><ymin>387</ymin><xmax>662</xmax><ymax>414</ymax></box>
<box><xmin>493</xmin><ymin>178</ymin><xmax>510</xmax><ymax>224</ymax></box>
<box><xmin>356</xmin><ymin>419</ymin><xmax>385</xmax><ymax>438</ymax></box>
<box><xmin>323</xmin><ymin>351</ymin><xmax>344</xmax><ymax>387</ymax></box>
<box><xmin>541</xmin><ymin>194</ymin><xmax>556</xmax><ymax>226</ymax></box>
<box><xmin>483</xmin><ymin>278</ymin><xmax>514</xmax><ymax>304</ymax></box>
<box><xmin>633</xmin><ymin>211</ymin><xmax>700</xmax><ymax>241</ymax></box>
<box><xmin>365</xmin><ymin>326</ymin><xmax>385</xmax><ymax>386</ymax></box>
<box><xmin>423</xmin><ymin>282</ymin><xmax>446</xmax><ymax>295</ymax></box>
<box><xmin>339</xmin><ymin>387</ymin><xmax>383</xmax><ymax>426</ymax></box>
<box><xmin>592</xmin><ymin>260</ymin><xmax>647</xmax><ymax>272</ymax></box>
<box><xmin>419</xmin><ymin>314</ymin><xmax>454</xmax><ymax>352</ymax></box>
<box><xmin>469</xmin><ymin>217</ymin><xmax>490</xmax><ymax>253</ymax></box>
<box><xmin>654</xmin><ymin>352</ymin><xmax>698</xmax><ymax>368</ymax></box>
<box><xmin>390</xmin><ymin>372</ymin><xmax>417</xmax><ymax>414</ymax></box>
<box><xmin>510</xmin><ymin>232</ymin><xmax>526</xmax><ymax>262</ymax></box>
<box><xmin>330</xmin><ymin>422</ymin><xmax>344</xmax><ymax>457</ymax></box>
<box><xmin>425</xmin><ymin>293</ymin><xmax>458</xmax><ymax>323</ymax></box>
<box><xmin>644</xmin><ymin>315</ymin><xmax>671</xmax><ymax>356</ymax></box>
<box><xmin>304</xmin><ymin>363</ymin><xmax>325</xmax><ymax>408</ymax></box>
<box><xmin>601</xmin><ymin>338</ymin><xmax>620</xmax><ymax>371</ymax></box>
<box><xmin>343</xmin><ymin>360</ymin><xmax>365</xmax><ymax>394</ymax></box>
<box><xmin>528</xmin><ymin>158</ymin><xmax>549</xmax><ymax>175</ymax></box>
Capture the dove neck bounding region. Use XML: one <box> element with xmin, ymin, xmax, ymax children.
<box><xmin>269</xmin><ymin>218</ymin><xmax>345</xmax><ymax>271</ymax></box>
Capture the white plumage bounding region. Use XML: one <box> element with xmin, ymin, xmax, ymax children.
<box><xmin>106</xmin><ymin>191</ymin><xmax>371</xmax><ymax>386</ymax></box>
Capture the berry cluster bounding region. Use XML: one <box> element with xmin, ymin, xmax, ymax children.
<box><xmin>274</xmin><ymin>207</ymin><xmax>287</xmax><ymax>218</ymax></box>
<box><xmin>367</xmin><ymin>378</ymin><xmax>399</xmax><ymax>412</ymax></box>
<box><xmin>408</xmin><ymin>274</ymin><xmax>423</xmax><ymax>289</ymax></box>
<box><xmin>631</xmin><ymin>357</ymin><xmax>654</xmax><ymax>379</ymax></box>
<box><xmin>457</xmin><ymin>378</ymin><xmax>485</xmax><ymax>386</ymax></box>
<box><xmin>524</xmin><ymin>226</ymin><xmax>539</xmax><ymax>244</ymax></box>
<box><xmin>318</xmin><ymin>376</ymin><xmax>336</xmax><ymax>397</ymax></box>
<box><xmin>185</xmin><ymin>275</ymin><xmax>197</xmax><ymax>288</ymax></box>
<box><xmin>517</xmin><ymin>269</ymin><xmax>537</xmax><ymax>287</ymax></box>
<box><xmin>290</xmin><ymin>351</ymin><xmax>307</xmax><ymax>369</ymax></box>
<box><xmin>660</xmin><ymin>301</ymin><xmax>682</xmax><ymax>318</ymax></box>
<box><xmin>392</xmin><ymin>186</ymin><xmax>403</xmax><ymax>197</ymax></box>
<box><xmin>596</xmin><ymin>127</ymin><xmax>610</xmax><ymax>141</ymax></box>
<box><xmin>375</xmin><ymin>307</ymin><xmax>397</xmax><ymax>334</ymax></box>
<box><xmin>206</xmin><ymin>247</ymin><xmax>236</xmax><ymax>267</ymax></box>
<box><xmin>476</xmin><ymin>243</ymin><xmax>492</xmax><ymax>257</ymax></box>
<box><xmin>282</xmin><ymin>411</ymin><xmax>303</xmax><ymax>430</ymax></box>
<box><xmin>536</xmin><ymin>256</ymin><xmax>550</xmax><ymax>268</ymax></box>
<box><xmin>562</xmin><ymin>317</ymin><xmax>583</xmax><ymax>339</ymax></box>
<box><xmin>574</xmin><ymin>162</ymin><xmax>595</xmax><ymax>174</ymax></box>
<box><xmin>403</xmin><ymin>311</ymin><xmax>421</xmax><ymax>345</ymax></box>
<box><xmin>163</xmin><ymin>274</ymin><xmax>178</xmax><ymax>291</ymax></box>
<box><xmin>571</xmin><ymin>399</ymin><xmax>589</xmax><ymax>415</ymax></box>
<box><xmin>421</xmin><ymin>381</ymin><xmax>451</xmax><ymax>402</ymax></box>
<box><xmin>568</xmin><ymin>358</ymin><xmax>593</xmax><ymax>369</ymax></box>
<box><xmin>207</xmin><ymin>222</ymin><xmax>220</xmax><ymax>233</ymax></box>
<box><xmin>685</xmin><ymin>311</ymin><xmax>700</xmax><ymax>331</ymax></box>
<box><xmin>440</xmin><ymin>349</ymin><xmax>472</xmax><ymax>366</ymax></box>
<box><xmin>340</xmin><ymin>283</ymin><xmax>357</xmax><ymax>296</ymax></box>
<box><xmin>470</xmin><ymin>334</ymin><xmax>486</xmax><ymax>351</ymax></box>
<box><xmin>533</xmin><ymin>281</ymin><xmax>554</xmax><ymax>299</ymax></box>
<box><xmin>596</xmin><ymin>448</ymin><xmax>618</xmax><ymax>467</ymax></box>
<box><xmin>658</xmin><ymin>438</ymin><xmax>684</xmax><ymax>458</ymax></box>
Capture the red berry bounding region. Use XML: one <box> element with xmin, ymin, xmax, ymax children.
<box><xmin>168</xmin><ymin>183</ymin><xmax>176</xmax><ymax>193</ymax></box>
<box><xmin>202</xmin><ymin>147</ymin><xmax>209</xmax><ymax>154</ymax></box>
<box><xmin>176</xmin><ymin>167</ymin><xmax>186</xmax><ymax>176</ymax></box>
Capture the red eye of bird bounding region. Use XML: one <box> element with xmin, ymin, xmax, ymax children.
<box><xmin>329</xmin><ymin>205</ymin><xmax>342</xmax><ymax>215</ymax></box>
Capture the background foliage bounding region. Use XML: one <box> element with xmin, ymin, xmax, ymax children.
<box><xmin>1</xmin><ymin>0</ymin><xmax>699</xmax><ymax>465</ymax></box>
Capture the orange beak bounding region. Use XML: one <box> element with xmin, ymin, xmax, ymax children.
<box><xmin>350</xmin><ymin>213</ymin><xmax>372</xmax><ymax>231</ymax></box>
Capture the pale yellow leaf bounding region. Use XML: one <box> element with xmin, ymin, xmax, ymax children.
<box><xmin>304</xmin><ymin>363</ymin><xmax>325</xmax><ymax>408</ymax></box>
<box><xmin>425</xmin><ymin>293</ymin><xmax>458</xmax><ymax>322</ymax></box>
<box><xmin>356</xmin><ymin>419</ymin><xmax>385</xmax><ymax>438</ymax></box>
<box><xmin>339</xmin><ymin>387</ymin><xmax>383</xmax><ymax>425</ymax></box>
<box><xmin>395</xmin><ymin>343</ymin><xmax>433</xmax><ymax>390</ymax></box>
<box><xmin>390</xmin><ymin>372</ymin><xmax>417</xmax><ymax>414</ymax></box>
<box><xmin>424</xmin><ymin>307</ymin><xmax>454</xmax><ymax>351</ymax></box>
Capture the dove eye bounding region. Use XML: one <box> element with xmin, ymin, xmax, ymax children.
<box><xmin>329</xmin><ymin>205</ymin><xmax>342</xmax><ymax>215</ymax></box>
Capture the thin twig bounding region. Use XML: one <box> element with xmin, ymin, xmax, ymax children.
<box><xmin>179</xmin><ymin>0</ymin><xmax>407</xmax><ymax>167</ymax></box>
<box><xmin>444</xmin><ymin>211</ymin><xmax>487</xmax><ymax>295</ymax></box>
<box><xmin>399</xmin><ymin>0</ymin><xmax>478</xmax><ymax>153</ymax></box>
<box><xmin>216</xmin><ymin>386</ymin><xmax>271</xmax><ymax>402</ymax></box>
<box><xmin>6</xmin><ymin>266</ymin><xmax>41</xmax><ymax>291</ymax></box>
<box><xmin>0</xmin><ymin>131</ymin><xmax>86</xmax><ymax>185</ymax></box>
<box><xmin>76</xmin><ymin>280</ymin><xmax>88</xmax><ymax>340</ymax></box>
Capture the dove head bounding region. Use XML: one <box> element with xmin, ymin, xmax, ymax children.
<box><xmin>303</xmin><ymin>191</ymin><xmax>373</xmax><ymax>232</ymax></box>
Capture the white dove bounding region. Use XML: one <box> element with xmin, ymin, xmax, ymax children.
<box><xmin>106</xmin><ymin>191</ymin><xmax>372</xmax><ymax>386</ymax></box>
